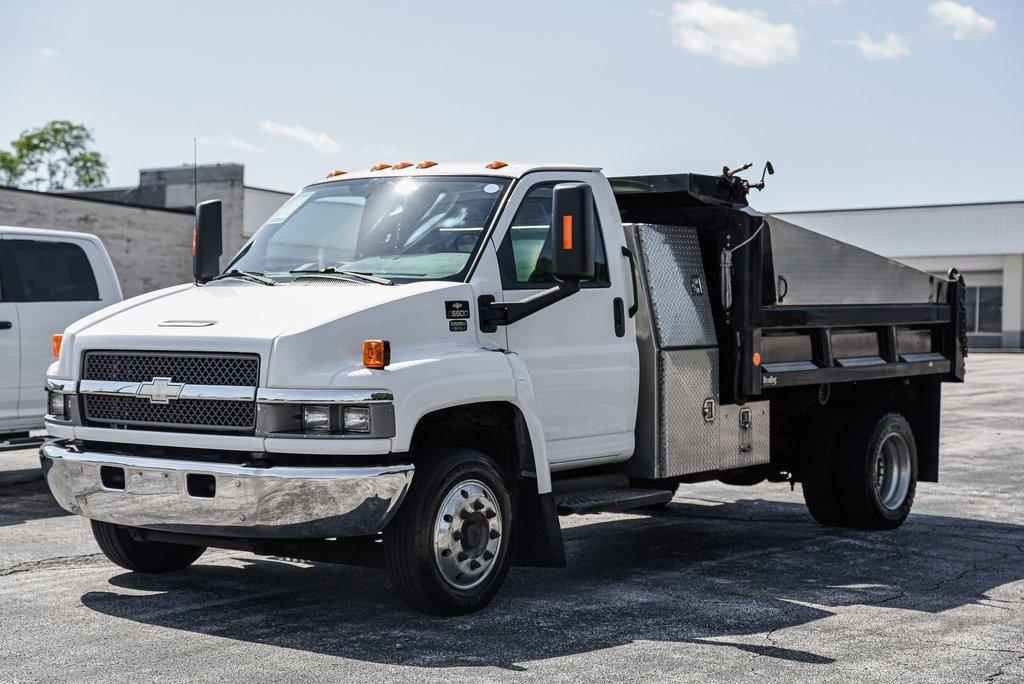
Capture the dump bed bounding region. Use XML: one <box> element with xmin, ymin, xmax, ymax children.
<box><xmin>610</xmin><ymin>172</ymin><xmax>967</xmax><ymax>405</ymax></box>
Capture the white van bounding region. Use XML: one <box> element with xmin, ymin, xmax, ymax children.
<box><xmin>0</xmin><ymin>226</ymin><xmax>121</xmax><ymax>436</ymax></box>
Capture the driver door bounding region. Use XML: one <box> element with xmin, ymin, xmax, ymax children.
<box><xmin>490</xmin><ymin>174</ymin><xmax>637</xmax><ymax>467</ymax></box>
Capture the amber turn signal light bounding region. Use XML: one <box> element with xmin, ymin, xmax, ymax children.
<box><xmin>363</xmin><ymin>340</ymin><xmax>391</xmax><ymax>369</ymax></box>
<box><xmin>52</xmin><ymin>334</ymin><xmax>63</xmax><ymax>358</ymax></box>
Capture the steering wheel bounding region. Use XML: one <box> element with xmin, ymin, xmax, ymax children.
<box><xmin>451</xmin><ymin>232</ymin><xmax>477</xmax><ymax>253</ymax></box>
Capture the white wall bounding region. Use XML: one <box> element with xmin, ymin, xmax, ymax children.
<box><xmin>774</xmin><ymin>202</ymin><xmax>1024</xmax><ymax>259</ymax></box>
<box><xmin>243</xmin><ymin>187</ymin><xmax>292</xmax><ymax>237</ymax></box>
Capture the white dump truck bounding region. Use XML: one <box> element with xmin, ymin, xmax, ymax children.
<box><xmin>41</xmin><ymin>161</ymin><xmax>967</xmax><ymax>614</ymax></box>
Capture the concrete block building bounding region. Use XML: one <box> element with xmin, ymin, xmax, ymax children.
<box><xmin>774</xmin><ymin>200</ymin><xmax>1024</xmax><ymax>349</ymax></box>
<box><xmin>0</xmin><ymin>164</ymin><xmax>291</xmax><ymax>298</ymax></box>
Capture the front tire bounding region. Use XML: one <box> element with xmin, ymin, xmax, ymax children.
<box><xmin>384</xmin><ymin>448</ymin><xmax>513</xmax><ymax>615</ymax></box>
<box><xmin>91</xmin><ymin>521</ymin><xmax>205</xmax><ymax>573</ymax></box>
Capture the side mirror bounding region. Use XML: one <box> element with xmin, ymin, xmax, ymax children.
<box><xmin>193</xmin><ymin>199</ymin><xmax>223</xmax><ymax>284</ymax></box>
<box><xmin>550</xmin><ymin>183</ymin><xmax>596</xmax><ymax>281</ymax></box>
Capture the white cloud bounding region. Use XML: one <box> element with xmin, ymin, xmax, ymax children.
<box><xmin>667</xmin><ymin>1</ymin><xmax>799</xmax><ymax>68</ymax></box>
<box><xmin>808</xmin><ymin>0</ymin><xmax>843</xmax><ymax>5</ymax></box>
<box><xmin>35</xmin><ymin>47</ymin><xmax>60</xmax><ymax>66</ymax></box>
<box><xmin>835</xmin><ymin>31</ymin><xmax>911</xmax><ymax>60</ymax></box>
<box><xmin>258</xmin><ymin>120</ymin><xmax>340</xmax><ymax>155</ymax></box>
<box><xmin>928</xmin><ymin>1</ymin><xmax>997</xmax><ymax>40</ymax></box>
<box><xmin>199</xmin><ymin>135</ymin><xmax>267</xmax><ymax>155</ymax></box>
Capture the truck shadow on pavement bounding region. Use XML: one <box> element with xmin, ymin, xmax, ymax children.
<box><xmin>0</xmin><ymin>478</ymin><xmax>69</xmax><ymax>528</ymax></box>
<box><xmin>79</xmin><ymin>499</ymin><xmax>1024</xmax><ymax>670</ymax></box>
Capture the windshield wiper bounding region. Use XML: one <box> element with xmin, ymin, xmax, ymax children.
<box><xmin>209</xmin><ymin>269</ymin><xmax>277</xmax><ymax>286</ymax></box>
<box><xmin>289</xmin><ymin>267</ymin><xmax>393</xmax><ymax>286</ymax></box>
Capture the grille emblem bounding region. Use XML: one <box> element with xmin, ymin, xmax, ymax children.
<box><xmin>136</xmin><ymin>377</ymin><xmax>184</xmax><ymax>404</ymax></box>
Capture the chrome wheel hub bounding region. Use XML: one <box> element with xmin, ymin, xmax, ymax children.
<box><xmin>874</xmin><ymin>432</ymin><xmax>911</xmax><ymax>510</ymax></box>
<box><xmin>433</xmin><ymin>479</ymin><xmax>503</xmax><ymax>589</ymax></box>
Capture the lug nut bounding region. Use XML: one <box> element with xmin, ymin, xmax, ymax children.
<box><xmin>472</xmin><ymin>500</ymin><xmax>484</xmax><ymax>511</ymax></box>
<box><xmin>483</xmin><ymin>550</ymin><xmax>494</xmax><ymax>561</ymax></box>
<box><xmin>460</xmin><ymin>509</ymin><xmax>471</xmax><ymax>520</ymax></box>
<box><xmin>469</xmin><ymin>560</ymin><xmax>481</xmax><ymax>570</ymax></box>
<box><xmin>457</xmin><ymin>551</ymin><xmax>468</xmax><ymax>562</ymax></box>
<box><xmin>453</xmin><ymin>530</ymin><xmax>463</xmax><ymax>541</ymax></box>
<box><xmin>484</xmin><ymin>509</ymin><xmax>496</xmax><ymax>519</ymax></box>
<box><xmin>489</xmin><ymin>529</ymin><xmax>500</xmax><ymax>540</ymax></box>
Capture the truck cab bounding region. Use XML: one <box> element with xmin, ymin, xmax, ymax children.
<box><xmin>41</xmin><ymin>162</ymin><xmax>967</xmax><ymax>615</ymax></box>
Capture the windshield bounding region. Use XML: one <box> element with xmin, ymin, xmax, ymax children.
<box><xmin>227</xmin><ymin>176</ymin><xmax>511</xmax><ymax>282</ymax></box>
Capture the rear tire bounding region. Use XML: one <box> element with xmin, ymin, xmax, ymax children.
<box><xmin>91</xmin><ymin>521</ymin><xmax>205</xmax><ymax>573</ymax></box>
<box><xmin>384</xmin><ymin>448</ymin><xmax>513</xmax><ymax>615</ymax></box>
<box><xmin>801</xmin><ymin>419</ymin><xmax>849</xmax><ymax>526</ymax></box>
<box><xmin>837</xmin><ymin>412</ymin><xmax>917</xmax><ymax>530</ymax></box>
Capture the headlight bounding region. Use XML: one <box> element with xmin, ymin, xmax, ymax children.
<box><xmin>301</xmin><ymin>405</ymin><xmax>332</xmax><ymax>431</ymax></box>
<box><xmin>48</xmin><ymin>392</ymin><xmax>67</xmax><ymax>419</ymax></box>
<box><xmin>343</xmin><ymin>406</ymin><xmax>372</xmax><ymax>433</ymax></box>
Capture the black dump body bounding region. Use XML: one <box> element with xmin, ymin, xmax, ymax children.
<box><xmin>610</xmin><ymin>172</ymin><xmax>967</xmax><ymax>481</ymax></box>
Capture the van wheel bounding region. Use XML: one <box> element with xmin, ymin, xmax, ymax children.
<box><xmin>91</xmin><ymin>521</ymin><xmax>205</xmax><ymax>573</ymax></box>
<box><xmin>384</xmin><ymin>448</ymin><xmax>513</xmax><ymax>615</ymax></box>
<box><xmin>837</xmin><ymin>412</ymin><xmax>917</xmax><ymax>530</ymax></box>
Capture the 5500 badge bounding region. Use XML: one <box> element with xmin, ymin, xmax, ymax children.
<box><xmin>445</xmin><ymin>301</ymin><xmax>470</xmax><ymax>332</ymax></box>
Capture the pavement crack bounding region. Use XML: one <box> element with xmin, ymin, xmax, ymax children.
<box><xmin>0</xmin><ymin>553</ymin><xmax>105</xmax><ymax>577</ymax></box>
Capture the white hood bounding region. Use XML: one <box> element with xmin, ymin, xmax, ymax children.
<box><xmin>56</xmin><ymin>279</ymin><xmax>478</xmax><ymax>385</ymax></box>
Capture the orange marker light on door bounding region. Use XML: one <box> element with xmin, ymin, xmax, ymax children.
<box><xmin>562</xmin><ymin>214</ymin><xmax>573</xmax><ymax>250</ymax></box>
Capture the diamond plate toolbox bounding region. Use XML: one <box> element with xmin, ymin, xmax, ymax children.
<box><xmin>634</xmin><ymin>224</ymin><xmax>717</xmax><ymax>348</ymax></box>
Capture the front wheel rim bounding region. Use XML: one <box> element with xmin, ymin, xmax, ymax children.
<box><xmin>433</xmin><ymin>479</ymin><xmax>503</xmax><ymax>590</ymax></box>
<box><xmin>874</xmin><ymin>432</ymin><xmax>912</xmax><ymax>510</ymax></box>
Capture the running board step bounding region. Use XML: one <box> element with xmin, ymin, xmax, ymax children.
<box><xmin>554</xmin><ymin>488</ymin><xmax>674</xmax><ymax>515</ymax></box>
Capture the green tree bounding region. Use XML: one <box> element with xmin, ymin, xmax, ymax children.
<box><xmin>0</xmin><ymin>120</ymin><xmax>108</xmax><ymax>190</ymax></box>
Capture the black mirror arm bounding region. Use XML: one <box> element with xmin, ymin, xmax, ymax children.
<box><xmin>477</xmin><ymin>280</ymin><xmax>582</xmax><ymax>333</ymax></box>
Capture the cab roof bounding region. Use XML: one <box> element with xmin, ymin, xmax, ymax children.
<box><xmin>307</xmin><ymin>161</ymin><xmax>603</xmax><ymax>186</ymax></box>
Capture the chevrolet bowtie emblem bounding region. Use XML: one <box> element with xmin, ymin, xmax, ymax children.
<box><xmin>136</xmin><ymin>377</ymin><xmax>184</xmax><ymax>404</ymax></box>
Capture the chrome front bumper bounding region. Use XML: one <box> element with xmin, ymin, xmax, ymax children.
<box><xmin>41</xmin><ymin>442</ymin><xmax>414</xmax><ymax>539</ymax></box>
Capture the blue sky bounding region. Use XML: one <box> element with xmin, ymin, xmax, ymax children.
<box><xmin>1</xmin><ymin>0</ymin><xmax>1020</xmax><ymax>211</ymax></box>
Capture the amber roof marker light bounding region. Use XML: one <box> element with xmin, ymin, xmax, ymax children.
<box><xmin>485</xmin><ymin>161</ymin><xmax>508</xmax><ymax>169</ymax></box>
<box><xmin>416</xmin><ymin>160</ymin><xmax>438</xmax><ymax>169</ymax></box>
<box><xmin>325</xmin><ymin>169</ymin><xmax>347</xmax><ymax>179</ymax></box>
<box><xmin>370</xmin><ymin>163</ymin><xmax>393</xmax><ymax>171</ymax></box>
<box><xmin>393</xmin><ymin>161</ymin><xmax>413</xmax><ymax>169</ymax></box>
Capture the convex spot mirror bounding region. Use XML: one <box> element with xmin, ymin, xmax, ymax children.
<box><xmin>550</xmin><ymin>183</ymin><xmax>596</xmax><ymax>281</ymax></box>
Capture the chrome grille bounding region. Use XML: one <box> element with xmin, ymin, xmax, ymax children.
<box><xmin>82</xmin><ymin>351</ymin><xmax>259</xmax><ymax>434</ymax></box>
<box><xmin>84</xmin><ymin>395</ymin><xmax>256</xmax><ymax>431</ymax></box>
<box><xmin>83</xmin><ymin>351</ymin><xmax>258</xmax><ymax>386</ymax></box>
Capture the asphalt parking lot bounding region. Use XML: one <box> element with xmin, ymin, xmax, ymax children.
<box><xmin>2</xmin><ymin>354</ymin><xmax>1022</xmax><ymax>683</ymax></box>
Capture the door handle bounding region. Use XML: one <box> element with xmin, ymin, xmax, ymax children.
<box><xmin>0</xmin><ymin>321</ymin><xmax>12</xmax><ymax>330</ymax></box>
<box><xmin>621</xmin><ymin>246</ymin><xmax>639</xmax><ymax>318</ymax></box>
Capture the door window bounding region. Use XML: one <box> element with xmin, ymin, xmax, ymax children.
<box><xmin>4</xmin><ymin>240</ymin><xmax>99</xmax><ymax>302</ymax></box>
<box><xmin>496</xmin><ymin>183</ymin><xmax>610</xmax><ymax>289</ymax></box>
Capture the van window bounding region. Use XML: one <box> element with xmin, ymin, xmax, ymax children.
<box><xmin>5</xmin><ymin>240</ymin><xmax>99</xmax><ymax>302</ymax></box>
<box><xmin>496</xmin><ymin>183</ymin><xmax>610</xmax><ymax>289</ymax></box>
